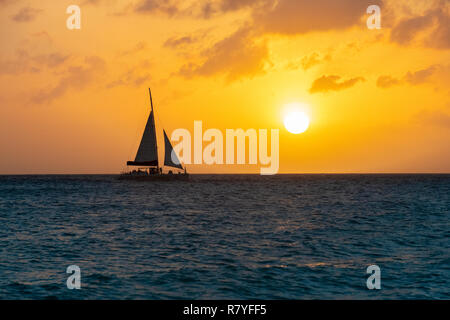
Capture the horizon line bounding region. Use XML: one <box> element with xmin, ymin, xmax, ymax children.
<box><xmin>1</xmin><ymin>172</ymin><xmax>450</xmax><ymax>176</ymax></box>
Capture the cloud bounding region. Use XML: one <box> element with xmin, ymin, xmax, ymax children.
<box><xmin>219</xmin><ymin>0</ymin><xmax>264</xmax><ymax>12</ymax></box>
<box><xmin>82</xmin><ymin>0</ymin><xmax>135</xmax><ymax>16</ymax></box>
<box><xmin>426</xmin><ymin>10</ymin><xmax>450</xmax><ymax>49</ymax></box>
<box><xmin>304</xmin><ymin>52</ymin><xmax>331</xmax><ymax>70</ymax></box>
<box><xmin>178</xmin><ymin>26</ymin><xmax>269</xmax><ymax>82</ymax></box>
<box><xmin>100</xmin><ymin>0</ymin><xmax>266</xmax><ymax>18</ymax></box>
<box><xmin>162</xmin><ymin>29</ymin><xmax>212</xmax><ymax>53</ymax></box>
<box><xmin>119</xmin><ymin>42</ymin><xmax>147</xmax><ymax>56</ymax></box>
<box><xmin>199</xmin><ymin>0</ymin><xmax>267</xmax><ymax>18</ymax></box>
<box><xmin>284</xmin><ymin>52</ymin><xmax>332</xmax><ymax>71</ymax></box>
<box><xmin>405</xmin><ymin>65</ymin><xmax>438</xmax><ymax>85</ymax></box>
<box><xmin>0</xmin><ymin>0</ymin><xmax>17</xmax><ymax>6</ymax></box>
<box><xmin>107</xmin><ymin>72</ymin><xmax>151</xmax><ymax>88</ymax></box>
<box><xmin>91</xmin><ymin>0</ymin><xmax>387</xmax><ymax>39</ymax></box>
<box><xmin>0</xmin><ymin>50</ymin><xmax>69</xmax><ymax>75</ymax></box>
<box><xmin>390</xmin><ymin>16</ymin><xmax>430</xmax><ymax>44</ymax></box>
<box><xmin>34</xmin><ymin>53</ymin><xmax>70</xmax><ymax>68</ymax></box>
<box><xmin>164</xmin><ymin>36</ymin><xmax>196</xmax><ymax>48</ymax></box>
<box><xmin>376</xmin><ymin>75</ymin><xmax>401</xmax><ymax>88</ymax></box>
<box><xmin>11</xmin><ymin>7</ymin><xmax>42</xmax><ymax>22</ymax></box>
<box><xmin>390</xmin><ymin>6</ymin><xmax>450</xmax><ymax>50</ymax></box>
<box><xmin>82</xmin><ymin>0</ymin><xmax>104</xmax><ymax>4</ymax></box>
<box><xmin>309</xmin><ymin>75</ymin><xmax>364</xmax><ymax>93</ymax></box>
<box><xmin>31</xmin><ymin>56</ymin><xmax>106</xmax><ymax>104</ymax></box>
<box><xmin>377</xmin><ymin>65</ymin><xmax>441</xmax><ymax>88</ymax></box>
<box><xmin>254</xmin><ymin>0</ymin><xmax>383</xmax><ymax>35</ymax></box>
<box><xmin>0</xmin><ymin>50</ymin><xmax>34</xmax><ymax>75</ymax></box>
<box><xmin>31</xmin><ymin>31</ymin><xmax>53</xmax><ymax>43</ymax></box>
<box><xmin>131</xmin><ymin>0</ymin><xmax>383</xmax><ymax>33</ymax></box>
<box><xmin>107</xmin><ymin>60</ymin><xmax>152</xmax><ymax>88</ymax></box>
<box><xmin>134</xmin><ymin>0</ymin><xmax>179</xmax><ymax>16</ymax></box>
<box><xmin>300</xmin><ymin>53</ymin><xmax>322</xmax><ymax>70</ymax></box>
<box><xmin>133</xmin><ymin>0</ymin><xmax>266</xmax><ymax>19</ymax></box>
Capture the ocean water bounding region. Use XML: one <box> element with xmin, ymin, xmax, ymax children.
<box><xmin>0</xmin><ymin>174</ymin><xmax>448</xmax><ymax>300</ymax></box>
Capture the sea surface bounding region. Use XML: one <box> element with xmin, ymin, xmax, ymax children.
<box><xmin>0</xmin><ymin>174</ymin><xmax>448</xmax><ymax>299</ymax></box>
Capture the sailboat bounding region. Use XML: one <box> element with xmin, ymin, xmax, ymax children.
<box><xmin>119</xmin><ymin>88</ymin><xmax>189</xmax><ymax>181</ymax></box>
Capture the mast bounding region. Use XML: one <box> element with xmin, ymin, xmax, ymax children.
<box><xmin>149</xmin><ymin>88</ymin><xmax>159</xmax><ymax>173</ymax></box>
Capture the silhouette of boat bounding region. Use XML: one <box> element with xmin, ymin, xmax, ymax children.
<box><xmin>119</xmin><ymin>89</ymin><xmax>189</xmax><ymax>181</ymax></box>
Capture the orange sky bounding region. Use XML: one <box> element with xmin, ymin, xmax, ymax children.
<box><xmin>0</xmin><ymin>0</ymin><xmax>449</xmax><ymax>174</ymax></box>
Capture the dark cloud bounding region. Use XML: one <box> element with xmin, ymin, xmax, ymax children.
<box><xmin>90</xmin><ymin>0</ymin><xmax>265</xmax><ymax>18</ymax></box>
<box><xmin>309</xmin><ymin>75</ymin><xmax>364</xmax><ymax>93</ymax></box>
<box><xmin>390</xmin><ymin>7</ymin><xmax>450</xmax><ymax>50</ymax></box>
<box><xmin>390</xmin><ymin>14</ymin><xmax>433</xmax><ymax>44</ymax></box>
<box><xmin>131</xmin><ymin>0</ymin><xmax>380</xmax><ymax>33</ymax></box>
<box><xmin>11</xmin><ymin>7</ymin><xmax>42</xmax><ymax>22</ymax></box>
<box><xmin>199</xmin><ymin>0</ymin><xmax>267</xmax><ymax>18</ymax></box>
<box><xmin>31</xmin><ymin>56</ymin><xmax>106</xmax><ymax>104</ymax></box>
<box><xmin>220</xmin><ymin>0</ymin><xmax>263</xmax><ymax>12</ymax></box>
<box><xmin>254</xmin><ymin>0</ymin><xmax>383</xmax><ymax>35</ymax></box>
<box><xmin>135</xmin><ymin>0</ymin><xmax>178</xmax><ymax>16</ymax></box>
<box><xmin>82</xmin><ymin>0</ymin><xmax>134</xmax><ymax>16</ymax></box>
<box><xmin>95</xmin><ymin>0</ymin><xmax>386</xmax><ymax>38</ymax></box>
<box><xmin>178</xmin><ymin>27</ymin><xmax>269</xmax><ymax>82</ymax></box>
<box><xmin>425</xmin><ymin>8</ymin><xmax>450</xmax><ymax>50</ymax></box>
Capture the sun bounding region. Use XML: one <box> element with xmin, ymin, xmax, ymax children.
<box><xmin>283</xmin><ymin>107</ymin><xmax>310</xmax><ymax>134</ymax></box>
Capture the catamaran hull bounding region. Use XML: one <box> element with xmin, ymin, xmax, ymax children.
<box><xmin>118</xmin><ymin>174</ymin><xmax>190</xmax><ymax>181</ymax></box>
